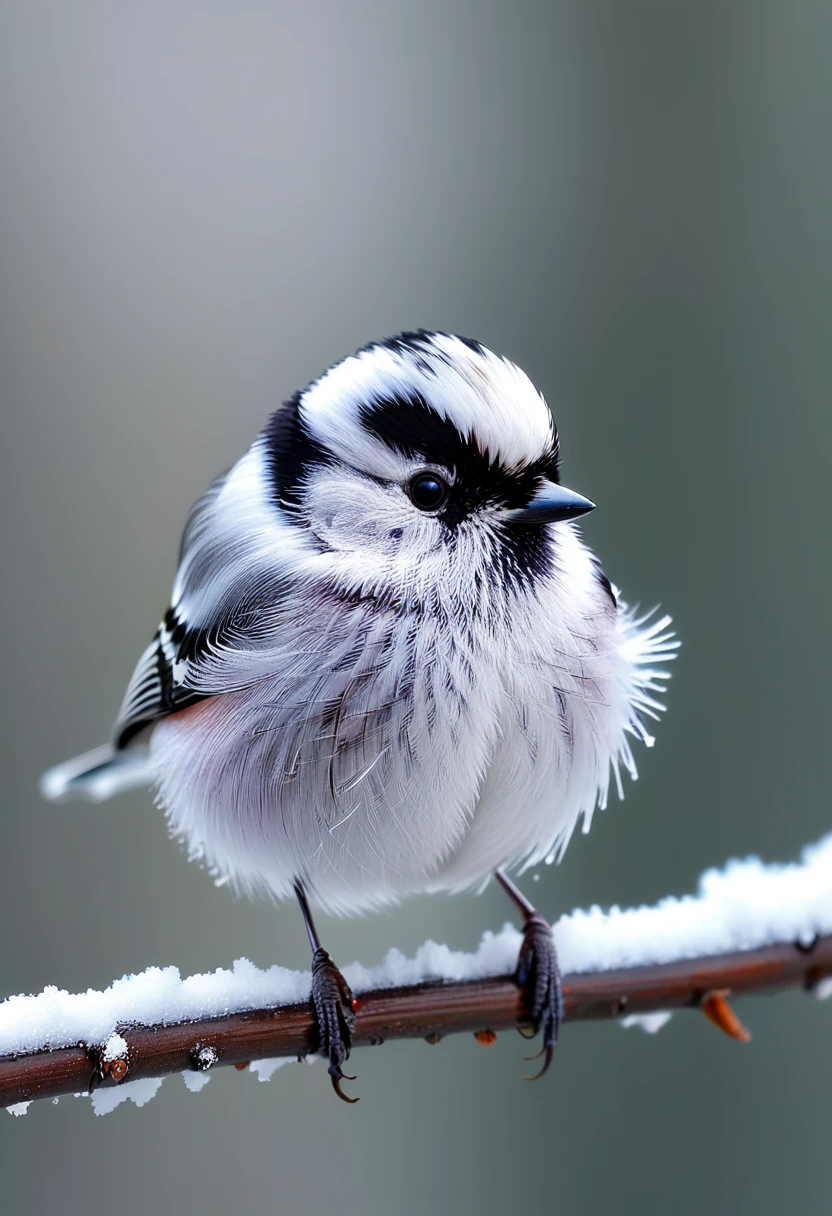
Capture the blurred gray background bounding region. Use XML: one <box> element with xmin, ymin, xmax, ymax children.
<box><xmin>1</xmin><ymin>1</ymin><xmax>831</xmax><ymax>1212</ymax></box>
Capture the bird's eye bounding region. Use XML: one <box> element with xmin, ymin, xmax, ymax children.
<box><xmin>407</xmin><ymin>472</ymin><xmax>450</xmax><ymax>512</ymax></box>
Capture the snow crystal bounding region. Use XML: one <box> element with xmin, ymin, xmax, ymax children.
<box><xmin>249</xmin><ymin>1056</ymin><xmax>315</xmax><ymax>1081</ymax></box>
<box><xmin>249</xmin><ymin>1057</ymin><xmax>291</xmax><ymax>1082</ymax></box>
<box><xmin>102</xmin><ymin>1032</ymin><xmax>127</xmax><ymax>1062</ymax></box>
<box><xmin>554</xmin><ymin>832</ymin><xmax>832</xmax><ymax>974</ymax></box>
<box><xmin>194</xmin><ymin>1045</ymin><xmax>218</xmax><ymax>1071</ymax></box>
<box><xmin>621</xmin><ymin>1011</ymin><xmax>674</xmax><ymax>1035</ymax></box>
<box><xmin>0</xmin><ymin>833</ymin><xmax>829</xmax><ymax>1066</ymax></box>
<box><xmin>91</xmin><ymin>1077</ymin><xmax>164</xmax><ymax>1116</ymax></box>
<box><xmin>181</xmin><ymin>1070</ymin><xmax>211</xmax><ymax>1093</ymax></box>
<box><xmin>0</xmin><ymin>957</ymin><xmax>311</xmax><ymax>1059</ymax></box>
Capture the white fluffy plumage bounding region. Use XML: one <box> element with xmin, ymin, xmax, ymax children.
<box><xmin>42</xmin><ymin>331</ymin><xmax>677</xmax><ymax>915</ymax></box>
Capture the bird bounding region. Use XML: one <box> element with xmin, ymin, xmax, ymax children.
<box><xmin>41</xmin><ymin>330</ymin><xmax>676</xmax><ymax>1101</ymax></box>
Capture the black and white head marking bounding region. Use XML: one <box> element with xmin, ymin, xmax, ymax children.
<box><xmin>262</xmin><ymin>330</ymin><xmax>568</xmax><ymax>588</ymax></box>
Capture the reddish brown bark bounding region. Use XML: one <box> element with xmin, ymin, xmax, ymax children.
<box><xmin>1</xmin><ymin>934</ymin><xmax>829</xmax><ymax>1109</ymax></box>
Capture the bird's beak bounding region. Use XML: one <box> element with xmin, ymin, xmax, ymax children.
<box><xmin>503</xmin><ymin>480</ymin><xmax>596</xmax><ymax>525</ymax></box>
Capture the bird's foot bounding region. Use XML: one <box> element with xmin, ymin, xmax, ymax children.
<box><xmin>311</xmin><ymin>947</ymin><xmax>359</xmax><ymax>1103</ymax></box>
<box><xmin>516</xmin><ymin>912</ymin><xmax>563</xmax><ymax>1080</ymax></box>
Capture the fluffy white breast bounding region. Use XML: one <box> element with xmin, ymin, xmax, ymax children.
<box><xmin>430</xmin><ymin>526</ymin><xmax>677</xmax><ymax>891</ymax></box>
<box><xmin>149</xmin><ymin>518</ymin><xmax>675</xmax><ymax>914</ymax></box>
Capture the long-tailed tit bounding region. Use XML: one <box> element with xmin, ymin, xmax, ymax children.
<box><xmin>42</xmin><ymin>331</ymin><xmax>676</xmax><ymax>1101</ymax></box>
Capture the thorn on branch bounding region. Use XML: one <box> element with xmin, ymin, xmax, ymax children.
<box><xmin>700</xmin><ymin>991</ymin><xmax>752</xmax><ymax>1043</ymax></box>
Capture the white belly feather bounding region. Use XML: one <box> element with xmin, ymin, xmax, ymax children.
<box><xmin>150</xmin><ymin>531</ymin><xmax>673</xmax><ymax>915</ymax></box>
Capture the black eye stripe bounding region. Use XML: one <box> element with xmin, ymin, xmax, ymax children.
<box><xmin>359</xmin><ymin>393</ymin><xmax>559</xmax><ymax>517</ymax></box>
<box><xmin>359</xmin><ymin>393</ymin><xmax>468</xmax><ymax>465</ymax></box>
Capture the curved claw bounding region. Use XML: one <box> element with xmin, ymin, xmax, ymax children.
<box><xmin>330</xmin><ymin>1071</ymin><xmax>360</xmax><ymax>1104</ymax></box>
<box><xmin>523</xmin><ymin>1044</ymin><xmax>554</xmax><ymax>1082</ymax></box>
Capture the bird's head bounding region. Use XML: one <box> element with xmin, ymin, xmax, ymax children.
<box><xmin>261</xmin><ymin>331</ymin><xmax>594</xmax><ymax>608</ymax></box>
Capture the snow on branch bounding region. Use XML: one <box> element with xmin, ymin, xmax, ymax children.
<box><xmin>2</xmin><ymin>834</ymin><xmax>832</xmax><ymax>1115</ymax></box>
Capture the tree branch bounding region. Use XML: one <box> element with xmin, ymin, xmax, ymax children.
<box><xmin>2</xmin><ymin>934</ymin><xmax>830</xmax><ymax>1109</ymax></box>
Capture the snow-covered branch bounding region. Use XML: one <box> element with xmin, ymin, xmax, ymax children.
<box><xmin>2</xmin><ymin>835</ymin><xmax>832</xmax><ymax>1115</ymax></box>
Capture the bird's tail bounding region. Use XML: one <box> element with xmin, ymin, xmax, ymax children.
<box><xmin>40</xmin><ymin>744</ymin><xmax>153</xmax><ymax>803</ymax></box>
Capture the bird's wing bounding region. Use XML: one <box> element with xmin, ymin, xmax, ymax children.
<box><xmin>112</xmin><ymin>625</ymin><xmax>206</xmax><ymax>747</ymax></box>
<box><xmin>113</xmin><ymin>443</ymin><xmax>311</xmax><ymax>748</ymax></box>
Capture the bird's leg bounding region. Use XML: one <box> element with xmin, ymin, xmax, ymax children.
<box><xmin>294</xmin><ymin>879</ymin><xmax>358</xmax><ymax>1104</ymax></box>
<box><xmin>494</xmin><ymin>868</ymin><xmax>563</xmax><ymax>1080</ymax></box>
